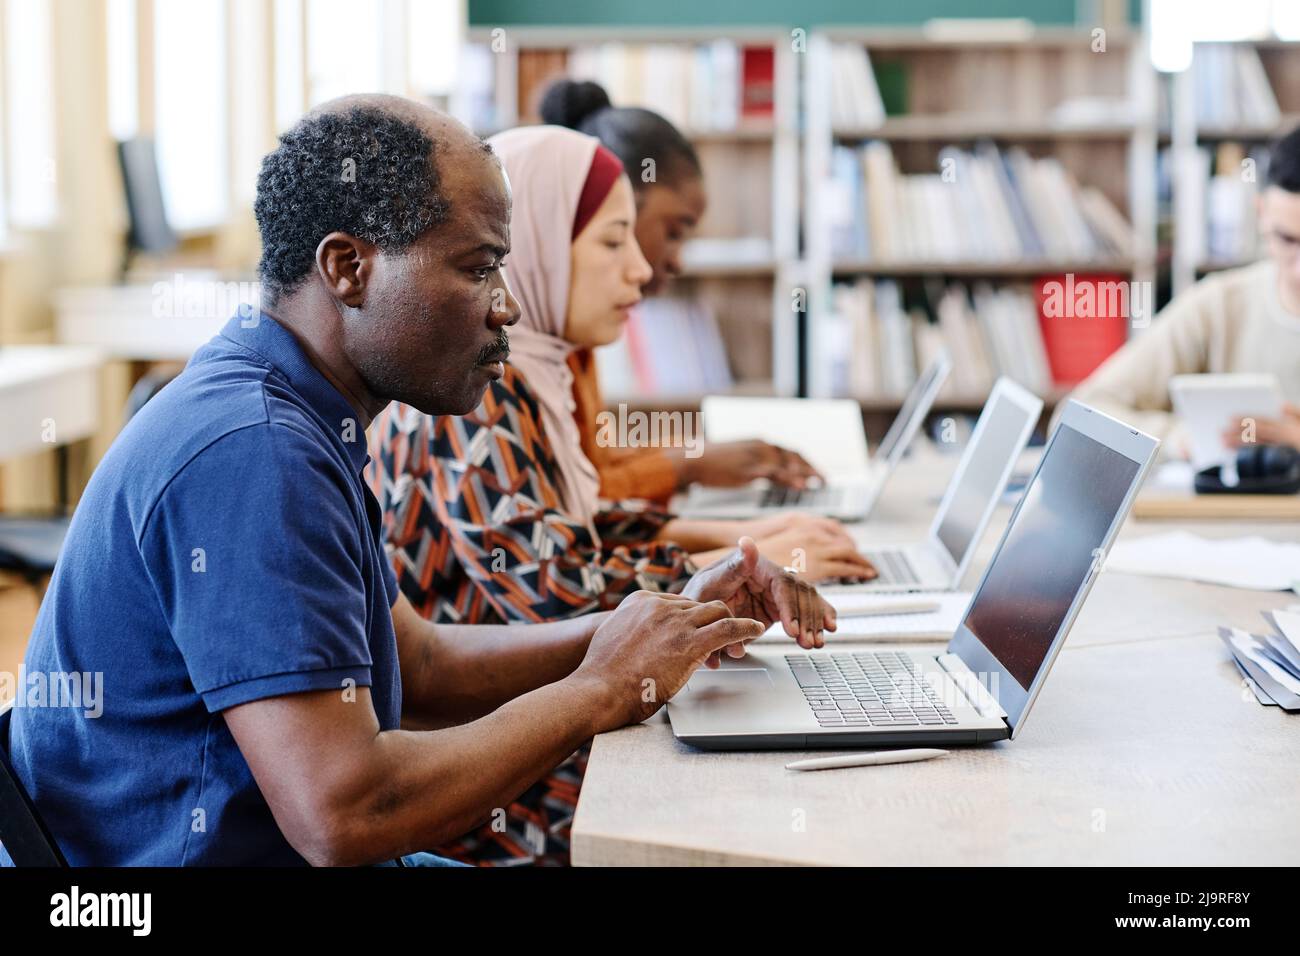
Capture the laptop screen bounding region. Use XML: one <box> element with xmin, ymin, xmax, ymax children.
<box><xmin>958</xmin><ymin>423</ymin><xmax>1140</xmax><ymax>691</ymax></box>
<box><xmin>875</xmin><ymin>354</ymin><xmax>949</xmax><ymax>464</ymax></box>
<box><xmin>934</xmin><ymin>390</ymin><xmax>1035</xmax><ymax>565</ymax></box>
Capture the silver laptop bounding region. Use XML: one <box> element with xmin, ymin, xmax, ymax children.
<box><xmin>667</xmin><ymin>400</ymin><xmax>1159</xmax><ymax>749</ymax></box>
<box><xmin>834</xmin><ymin>377</ymin><xmax>1043</xmax><ymax>592</ymax></box>
<box><xmin>680</xmin><ymin>353</ymin><xmax>953</xmax><ymax>520</ymax></box>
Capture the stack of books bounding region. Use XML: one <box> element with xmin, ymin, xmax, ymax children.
<box><xmin>828</xmin><ymin>141</ymin><xmax>1134</xmax><ymax>264</ymax></box>
<box><xmin>565</xmin><ymin>41</ymin><xmax>775</xmax><ymax>133</ymax></box>
<box><xmin>817</xmin><ymin>277</ymin><xmax>1130</xmax><ymax>400</ymax></box>
<box><xmin>829</xmin><ymin>44</ymin><xmax>886</xmax><ymax>130</ymax></box>
<box><xmin>1192</xmin><ymin>44</ymin><xmax>1280</xmax><ymax>129</ymax></box>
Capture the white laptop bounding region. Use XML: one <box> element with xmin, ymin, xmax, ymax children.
<box><xmin>680</xmin><ymin>353</ymin><xmax>953</xmax><ymax>520</ymax></box>
<box><xmin>833</xmin><ymin>377</ymin><xmax>1043</xmax><ymax>592</ymax></box>
<box><xmin>667</xmin><ymin>400</ymin><xmax>1159</xmax><ymax>749</ymax></box>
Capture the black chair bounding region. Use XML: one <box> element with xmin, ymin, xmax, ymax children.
<box><xmin>0</xmin><ymin>702</ymin><xmax>67</xmax><ymax>866</ymax></box>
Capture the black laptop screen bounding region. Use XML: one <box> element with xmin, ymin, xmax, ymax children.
<box><xmin>961</xmin><ymin>425</ymin><xmax>1139</xmax><ymax>690</ymax></box>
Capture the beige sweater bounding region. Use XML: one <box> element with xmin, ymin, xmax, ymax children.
<box><xmin>1068</xmin><ymin>260</ymin><xmax>1300</xmax><ymax>443</ymax></box>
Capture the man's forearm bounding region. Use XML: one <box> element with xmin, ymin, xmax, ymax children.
<box><xmin>306</xmin><ymin>673</ymin><xmax>622</xmax><ymax>865</ymax></box>
<box><xmin>399</xmin><ymin>611</ymin><xmax>610</xmax><ymax>727</ymax></box>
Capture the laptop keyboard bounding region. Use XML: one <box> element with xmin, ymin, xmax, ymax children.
<box><xmin>787</xmin><ymin>650</ymin><xmax>958</xmax><ymax>728</ymax></box>
<box><xmin>759</xmin><ymin>485</ymin><xmax>843</xmax><ymax>510</ymax></box>
<box><xmin>861</xmin><ymin>549</ymin><xmax>920</xmax><ymax>586</ymax></box>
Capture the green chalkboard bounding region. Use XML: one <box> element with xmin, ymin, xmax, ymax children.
<box><xmin>467</xmin><ymin>0</ymin><xmax>1110</xmax><ymax>28</ymax></box>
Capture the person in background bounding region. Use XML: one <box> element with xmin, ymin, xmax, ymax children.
<box><xmin>1070</xmin><ymin>125</ymin><xmax>1300</xmax><ymax>451</ymax></box>
<box><xmin>539</xmin><ymin>78</ymin><xmax>825</xmax><ymax>502</ymax></box>
<box><xmin>368</xmin><ymin>124</ymin><xmax>871</xmax><ymax>865</ymax></box>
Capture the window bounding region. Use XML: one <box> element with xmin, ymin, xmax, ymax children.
<box><xmin>153</xmin><ymin>0</ymin><xmax>229</xmax><ymax>231</ymax></box>
<box><xmin>2</xmin><ymin>0</ymin><xmax>58</xmax><ymax>228</ymax></box>
<box><xmin>107</xmin><ymin>0</ymin><xmax>138</xmax><ymax>141</ymax></box>
<box><xmin>1151</xmin><ymin>0</ymin><xmax>1299</xmax><ymax>72</ymax></box>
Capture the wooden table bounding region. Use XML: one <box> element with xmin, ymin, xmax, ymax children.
<box><xmin>571</xmin><ymin>446</ymin><xmax>1300</xmax><ymax>866</ymax></box>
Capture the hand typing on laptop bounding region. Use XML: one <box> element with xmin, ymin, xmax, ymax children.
<box><xmin>668</xmin><ymin>439</ymin><xmax>822</xmax><ymax>490</ymax></box>
<box><xmin>737</xmin><ymin>511</ymin><xmax>878</xmax><ymax>584</ymax></box>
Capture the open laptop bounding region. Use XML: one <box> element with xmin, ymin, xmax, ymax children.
<box><xmin>680</xmin><ymin>352</ymin><xmax>953</xmax><ymax>520</ymax></box>
<box><xmin>667</xmin><ymin>400</ymin><xmax>1159</xmax><ymax>749</ymax></box>
<box><xmin>834</xmin><ymin>377</ymin><xmax>1043</xmax><ymax>592</ymax></box>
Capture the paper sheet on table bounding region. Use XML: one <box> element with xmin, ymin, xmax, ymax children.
<box><xmin>757</xmin><ymin>591</ymin><xmax>971</xmax><ymax>643</ymax></box>
<box><xmin>1105</xmin><ymin>531</ymin><xmax>1300</xmax><ymax>591</ymax></box>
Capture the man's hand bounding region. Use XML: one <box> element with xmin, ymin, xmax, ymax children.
<box><xmin>682</xmin><ymin>536</ymin><xmax>837</xmax><ymax>656</ymax></box>
<box><xmin>675</xmin><ymin>439</ymin><xmax>822</xmax><ymax>490</ymax></box>
<box><xmin>574</xmin><ymin>591</ymin><xmax>767</xmax><ymax>725</ymax></box>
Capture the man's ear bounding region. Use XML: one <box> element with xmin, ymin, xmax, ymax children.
<box><xmin>315</xmin><ymin>232</ymin><xmax>374</xmax><ymax>308</ymax></box>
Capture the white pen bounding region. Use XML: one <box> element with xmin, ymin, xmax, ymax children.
<box><xmin>785</xmin><ymin>748</ymin><xmax>948</xmax><ymax>772</ymax></box>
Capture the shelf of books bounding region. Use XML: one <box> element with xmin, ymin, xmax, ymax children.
<box><xmin>1163</xmin><ymin>38</ymin><xmax>1300</xmax><ymax>297</ymax></box>
<box><xmin>460</xmin><ymin>26</ymin><xmax>802</xmax><ymax>410</ymax></box>
<box><xmin>803</xmin><ymin>25</ymin><xmax>1158</xmax><ymax>420</ymax></box>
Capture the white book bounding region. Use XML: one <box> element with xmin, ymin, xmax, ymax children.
<box><xmin>970</xmin><ymin>154</ymin><xmax>1021</xmax><ymax>260</ymax></box>
<box><xmin>1038</xmin><ymin>159</ymin><xmax>1099</xmax><ymax>259</ymax></box>
<box><xmin>1013</xmin><ymin>290</ymin><xmax>1053</xmax><ymax>393</ymax></box>
<box><xmin>1235</xmin><ymin>46</ymin><xmax>1280</xmax><ymax>127</ymax></box>
<box><xmin>850</xmin><ymin>280</ymin><xmax>879</xmax><ymax>397</ymax></box>
<box><xmin>707</xmin><ymin>39</ymin><xmax>740</xmax><ymax>131</ymax></box>
<box><xmin>1078</xmin><ymin>187</ymin><xmax>1134</xmax><ymax>258</ymax></box>
<box><xmin>831</xmin><ymin>44</ymin><xmax>885</xmax><ymax>130</ymax></box>
<box><xmin>1009</xmin><ymin>150</ymin><xmax>1068</xmax><ymax>260</ymax></box>
<box><xmin>644</xmin><ymin>44</ymin><xmax>689</xmax><ymax>132</ymax></box>
<box><xmin>862</xmin><ymin>141</ymin><xmax>898</xmax><ymax>262</ymax></box>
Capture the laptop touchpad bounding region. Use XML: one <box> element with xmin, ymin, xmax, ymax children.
<box><xmin>684</xmin><ymin>669</ymin><xmax>773</xmax><ymax>698</ymax></box>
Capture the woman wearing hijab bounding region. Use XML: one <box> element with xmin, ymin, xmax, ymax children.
<box><xmin>540</xmin><ymin>78</ymin><xmax>826</xmax><ymax>505</ymax></box>
<box><xmin>368</xmin><ymin>126</ymin><xmax>873</xmax><ymax>864</ymax></box>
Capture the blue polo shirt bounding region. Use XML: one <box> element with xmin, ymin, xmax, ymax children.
<box><xmin>1</xmin><ymin>313</ymin><xmax>401</xmax><ymax>866</ymax></box>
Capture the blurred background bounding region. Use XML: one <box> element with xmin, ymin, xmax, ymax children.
<box><xmin>1</xmin><ymin>0</ymin><xmax>1299</xmax><ymax>662</ymax></box>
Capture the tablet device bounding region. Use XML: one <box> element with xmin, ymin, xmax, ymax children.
<box><xmin>1169</xmin><ymin>373</ymin><xmax>1283</xmax><ymax>470</ymax></box>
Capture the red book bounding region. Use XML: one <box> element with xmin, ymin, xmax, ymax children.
<box><xmin>1034</xmin><ymin>274</ymin><xmax>1131</xmax><ymax>386</ymax></box>
<box><xmin>740</xmin><ymin>47</ymin><xmax>775</xmax><ymax>120</ymax></box>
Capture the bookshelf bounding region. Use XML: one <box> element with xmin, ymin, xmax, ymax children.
<box><xmin>461</xmin><ymin>25</ymin><xmax>802</xmax><ymax>407</ymax></box>
<box><xmin>802</xmin><ymin>25</ymin><xmax>1159</xmax><ymax>426</ymax></box>
<box><xmin>1164</xmin><ymin>38</ymin><xmax>1300</xmax><ymax>297</ymax></box>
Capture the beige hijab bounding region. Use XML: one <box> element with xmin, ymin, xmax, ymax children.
<box><xmin>489</xmin><ymin>125</ymin><xmax>609</xmax><ymax>524</ymax></box>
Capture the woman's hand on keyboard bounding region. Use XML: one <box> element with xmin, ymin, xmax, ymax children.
<box><xmin>751</xmin><ymin>521</ymin><xmax>877</xmax><ymax>585</ymax></box>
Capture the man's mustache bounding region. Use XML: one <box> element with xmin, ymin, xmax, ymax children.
<box><xmin>476</xmin><ymin>331</ymin><xmax>510</xmax><ymax>365</ymax></box>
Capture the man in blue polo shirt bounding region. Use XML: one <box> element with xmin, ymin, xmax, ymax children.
<box><xmin>2</xmin><ymin>95</ymin><xmax>835</xmax><ymax>866</ymax></box>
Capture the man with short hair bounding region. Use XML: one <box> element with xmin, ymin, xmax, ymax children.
<box><xmin>1071</xmin><ymin>125</ymin><xmax>1300</xmax><ymax>449</ymax></box>
<box><xmin>1</xmin><ymin>95</ymin><xmax>833</xmax><ymax>867</ymax></box>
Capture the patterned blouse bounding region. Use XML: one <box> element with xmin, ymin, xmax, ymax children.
<box><xmin>366</xmin><ymin>362</ymin><xmax>696</xmax><ymax>626</ymax></box>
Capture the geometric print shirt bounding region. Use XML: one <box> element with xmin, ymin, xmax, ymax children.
<box><xmin>366</xmin><ymin>362</ymin><xmax>695</xmax><ymax>625</ymax></box>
